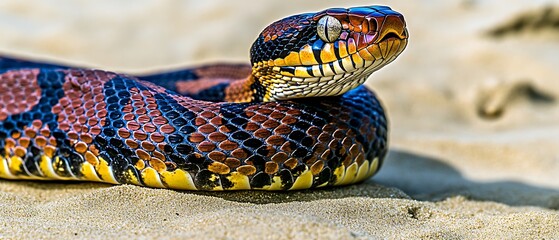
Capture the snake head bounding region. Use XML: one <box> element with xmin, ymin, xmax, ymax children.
<box><xmin>250</xmin><ymin>6</ymin><xmax>408</xmax><ymax>101</ymax></box>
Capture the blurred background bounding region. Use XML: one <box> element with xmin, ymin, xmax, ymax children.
<box><xmin>0</xmin><ymin>0</ymin><xmax>558</xmax><ymax>207</ymax></box>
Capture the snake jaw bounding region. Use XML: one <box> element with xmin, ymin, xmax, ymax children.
<box><xmin>249</xmin><ymin>6</ymin><xmax>408</xmax><ymax>101</ymax></box>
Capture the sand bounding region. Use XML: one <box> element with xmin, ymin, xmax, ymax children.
<box><xmin>0</xmin><ymin>0</ymin><xmax>558</xmax><ymax>239</ymax></box>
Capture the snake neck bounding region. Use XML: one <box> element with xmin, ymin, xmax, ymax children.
<box><xmin>224</xmin><ymin>74</ymin><xmax>267</xmax><ymax>103</ymax></box>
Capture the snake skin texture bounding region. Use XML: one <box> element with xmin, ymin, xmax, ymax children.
<box><xmin>0</xmin><ymin>6</ymin><xmax>408</xmax><ymax>190</ymax></box>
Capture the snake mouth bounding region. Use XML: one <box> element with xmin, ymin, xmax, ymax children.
<box><xmin>377</xmin><ymin>30</ymin><xmax>407</xmax><ymax>43</ymax></box>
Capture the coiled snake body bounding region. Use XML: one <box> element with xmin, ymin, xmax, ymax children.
<box><xmin>0</xmin><ymin>6</ymin><xmax>407</xmax><ymax>190</ymax></box>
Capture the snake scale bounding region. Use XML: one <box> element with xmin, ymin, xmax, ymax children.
<box><xmin>0</xmin><ymin>6</ymin><xmax>408</xmax><ymax>190</ymax></box>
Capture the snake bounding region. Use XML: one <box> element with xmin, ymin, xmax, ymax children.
<box><xmin>0</xmin><ymin>5</ymin><xmax>408</xmax><ymax>190</ymax></box>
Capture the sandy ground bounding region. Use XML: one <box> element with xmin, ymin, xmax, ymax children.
<box><xmin>0</xmin><ymin>0</ymin><xmax>558</xmax><ymax>239</ymax></box>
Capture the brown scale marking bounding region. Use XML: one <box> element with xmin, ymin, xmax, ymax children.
<box><xmin>317</xmin><ymin>133</ymin><xmax>331</xmax><ymax>143</ymax></box>
<box><xmin>286</xmin><ymin>109</ymin><xmax>301</xmax><ymax>115</ymax></box>
<box><xmin>310</xmin><ymin>161</ymin><xmax>324</xmax><ymax>176</ymax></box>
<box><xmin>126</xmin><ymin>139</ymin><xmax>139</xmax><ymax>149</ymax></box>
<box><xmin>24</xmin><ymin>128</ymin><xmax>37</xmax><ymax>138</ymax></box>
<box><xmin>189</xmin><ymin>133</ymin><xmax>205</xmax><ymax>143</ymax></box>
<box><xmin>32</xmin><ymin>120</ymin><xmax>43</xmax><ymax>129</ymax></box>
<box><xmin>121</xmin><ymin>105</ymin><xmax>133</xmax><ymax>113</ymax></box>
<box><xmin>96</xmin><ymin>109</ymin><xmax>108</xmax><ymax>118</ymax></box>
<box><xmin>136</xmin><ymin>149</ymin><xmax>151</xmax><ymax>160</ymax></box>
<box><xmin>262</xmin><ymin>119</ymin><xmax>280</xmax><ymax>129</ymax></box>
<box><xmin>271</xmin><ymin>152</ymin><xmax>288</xmax><ymax>163</ymax></box>
<box><xmin>339</xmin><ymin>114</ymin><xmax>350</xmax><ymax>122</ymax></box>
<box><xmin>225</xmin><ymin>157</ymin><xmax>241</xmax><ymax>168</ymax></box>
<box><xmin>63</xmin><ymin>107</ymin><xmax>74</xmax><ymax>115</ymax></box>
<box><xmin>134</xmin><ymin>108</ymin><xmax>148</xmax><ymax>115</ymax></box>
<box><xmin>265</xmin><ymin>146</ymin><xmax>276</xmax><ymax>157</ymax></box>
<box><xmin>333</xmin><ymin>129</ymin><xmax>345</xmax><ymax>139</ymax></box>
<box><xmin>349</xmin><ymin>144</ymin><xmax>359</xmax><ymax>157</ymax></box>
<box><xmin>160</xmin><ymin>124</ymin><xmax>175</xmax><ymax>134</ymax></box>
<box><xmin>11</xmin><ymin>131</ymin><xmax>21</xmax><ymax>139</ymax></box>
<box><xmin>133</xmin><ymin>102</ymin><xmax>145</xmax><ymax>108</ymax></box>
<box><xmin>67</xmin><ymin>131</ymin><xmax>79</xmax><ymax>140</ymax></box>
<box><xmin>219</xmin><ymin>125</ymin><xmax>232</xmax><ymax>133</ymax></box>
<box><xmin>35</xmin><ymin>136</ymin><xmax>47</xmax><ymax>147</ymax></box>
<box><xmin>207</xmin><ymin>162</ymin><xmax>230</xmax><ymax>175</ymax></box>
<box><xmin>94</xmin><ymin>102</ymin><xmax>106</xmax><ymax>110</ymax></box>
<box><xmin>201</xmin><ymin>111</ymin><xmax>216</xmax><ymax>118</ymax></box>
<box><xmin>236</xmin><ymin>165</ymin><xmax>256</xmax><ymax>176</ymax></box>
<box><xmin>118</xmin><ymin>128</ymin><xmax>131</xmax><ymax>138</ymax></box>
<box><xmin>306</xmin><ymin>126</ymin><xmax>321</xmax><ymax>137</ymax></box>
<box><xmin>161</xmin><ymin>161</ymin><xmax>175</xmax><ymax>171</ymax></box>
<box><xmin>150</xmin><ymin>133</ymin><xmax>165</xmax><ymax>143</ymax></box>
<box><xmin>355</xmin><ymin>153</ymin><xmax>365</xmax><ymax>166</ymax></box>
<box><xmin>197</xmin><ymin>141</ymin><xmax>216</xmax><ymax>152</ymax></box>
<box><xmin>123</xmin><ymin>113</ymin><xmax>135</xmax><ymax>121</ymax></box>
<box><xmin>219</xmin><ymin>140</ymin><xmax>238</xmax><ymax>151</ymax></box>
<box><xmin>137</xmin><ymin>115</ymin><xmax>151</xmax><ymax>124</ymax></box>
<box><xmin>58</xmin><ymin>122</ymin><xmax>70</xmax><ymax>131</ymax></box>
<box><xmin>148</xmin><ymin>158</ymin><xmax>166</xmax><ymax>172</ymax></box>
<box><xmin>280</xmin><ymin>141</ymin><xmax>292</xmax><ymax>153</ymax></box>
<box><xmin>254</xmin><ymin>129</ymin><xmax>271</xmax><ymax>139</ymax></box>
<box><xmin>274</xmin><ymin>124</ymin><xmax>292</xmax><ymax>135</ymax></box>
<box><xmin>59</xmin><ymin>98</ymin><xmax>71</xmax><ymax>107</ymax></box>
<box><xmin>5</xmin><ymin>138</ymin><xmax>16</xmax><ymax>149</ymax></box>
<box><xmin>245</xmin><ymin>111</ymin><xmax>255</xmax><ymax>118</ymax></box>
<box><xmin>328</xmin><ymin>139</ymin><xmax>339</xmax><ymax>150</ymax></box>
<box><xmin>283</xmin><ymin>158</ymin><xmax>298</xmax><ymax>170</ymax></box>
<box><xmin>245</xmin><ymin>122</ymin><xmax>260</xmax><ymax>132</ymax></box>
<box><xmin>270</xmin><ymin>111</ymin><xmax>285</xmax><ymax>119</ymax></box>
<box><xmin>194</xmin><ymin>117</ymin><xmax>206</xmax><ymax>126</ymax></box>
<box><xmin>342</xmin><ymin>155</ymin><xmax>352</xmax><ymax>167</ymax></box>
<box><xmin>141</xmin><ymin>141</ymin><xmax>156</xmax><ymax>152</ymax></box>
<box><xmin>99</xmin><ymin>119</ymin><xmax>107</xmax><ymax>127</ymax></box>
<box><xmin>281</xmin><ymin>115</ymin><xmax>297</xmax><ymax>125</ymax></box>
<box><xmin>83</xmin><ymin>92</ymin><xmax>93</xmax><ymax>100</ymax></box>
<box><xmin>145</xmin><ymin>103</ymin><xmax>157</xmax><ymax>110</ymax></box>
<box><xmin>250</xmin><ymin>114</ymin><xmax>267</xmax><ymax>123</ymax></box>
<box><xmin>19</xmin><ymin>137</ymin><xmax>30</xmax><ymax>148</ymax></box>
<box><xmin>199</xmin><ymin>124</ymin><xmax>216</xmax><ymax>134</ymax></box>
<box><xmin>14</xmin><ymin>146</ymin><xmax>26</xmax><ymax>157</ymax></box>
<box><xmin>321</xmin><ymin>149</ymin><xmax>332</xmax><ymax>160</ymax></box>
<box><xmin>322</xmin><ymin>124</ymin><xmax>335</xmax><ymax>133</ymax></box>
<box><xmin>85</xmin><ymin>109</ymin><xmax>96</xmax><ymax>118</ymax></box>
<box><xmin>208</xmin><ymin>132</ymin><xmax>227</xmax><ymax>142</ymax></box>
<box><xmin>74</xmin><ymin>142</ymin><xmax>88</xmax><ymax>154</ymax></box>
<box><xmin>127</xmin><ymin>121</ymin><xmax>141</xmax><ymax>131</ymax></box>
<box><xmin>85</xmin><ymin>151</ymin><xmax>99</xmax><ymax>165</ymax></box>
<box><xmin>66</xmin><ymin>115</ymin><xmax>77</xmax><ymax>123</ymax></box>
<box><xmin>305</xmin><ymin>155</ymin><xmax>318</xmax><ymax>165</ymax></box>
<box><xmin>72</xmin><ymin>123</ymin><xmax>84</xmax><ymax>133</ymax></box>
<box><xmin>48</xmin><ymin>137</ymin><xmax>57</xmax><ymax>147</ymax></box>
<box><xmin>266</xmin><ymin>135</ymin><xmax>285</xmax><ymax>146</ymax></box>
<box><xmin>80</xmin><ymin>133</ymin><xmax>93</xmax><ymax>144</ymax></box>
<box><xmin>342</xmin><ymin>137</ymin><xmax>352</xmax><ymax>148</ymax></box>
<box><xmin>143</xmin><ymin>123</ymin><xmax>157</xmax><ymax>133</ymax></box>
<box><xmin>78</xmin><ymin>115</ymin><xmax>88</xmax><ymax>125</ymax></box>
<box><xmin>44</xmin><ymin>146</ymin><xmax>56</xmax><ymax>158</ymax></box>
<box><xmin>231</xmin><ymin>148</ymin><xmax>248</xmax><ymax>159</ymax></box>
<box><xmin>148</xmin><ymin>110</ymin><xmax>162</xmax><ymax>117</ymax></box>
<box><xmin>133</xmin><ymin>131</ymin><xmax>148</xmax><ymax>141</ymax></box>
<box><xmin>264</xmin><ymin>162</ymin><xmax>279</xmax><ymax>174</ymax></box>
<box><xmin>153</xmin><ymin>151</ymin><xmax>166</xmax><ymax>161</ymax></box>
<box><xmin>71</xmin><ymin>99</ymin><xmax>83</xmax><ymax>108</ymax></box>
<box><xmin>146</xmin><ymin>97</ymin><xmax>156</xmax><ymax>104</ymax></box>
<box><xmin>131</xmin><ymin>94</ymin><xmax>143</xmax><ymax>101</ymax></box>
<box><xmin>257</xmin><ymin>108</ymin><xmax>273</xmax><ymax>115</ymax></box>
<box><xmin>90</xmin><ymin>126</ymin><xmax>102</xmax><ymax>135</ymax></box>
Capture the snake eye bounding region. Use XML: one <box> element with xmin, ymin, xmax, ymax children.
<box><xmin>317</xmin><ymin>16</ymin><xmax>342</xmax><ymax>43</ymax></box>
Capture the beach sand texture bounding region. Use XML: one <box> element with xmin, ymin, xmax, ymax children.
<box><xmin>0</xmin><ymin>0</ymin><xmax>558</xmax><ymax>239</ymax></box>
